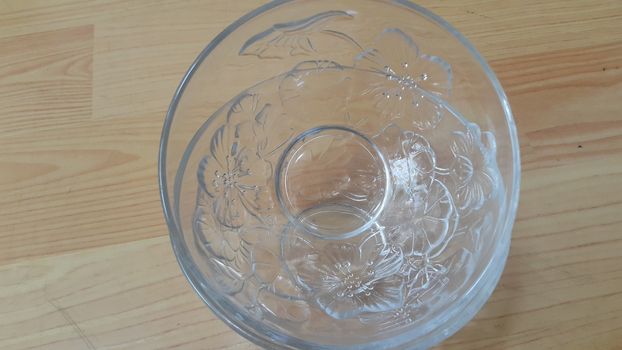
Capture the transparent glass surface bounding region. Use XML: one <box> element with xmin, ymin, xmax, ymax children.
<box><xmin>159</xmin><ymin>1</ymin><xmax>520</xmax><ymax>349</ymax></box>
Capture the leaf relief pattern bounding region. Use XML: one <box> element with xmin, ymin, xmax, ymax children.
<box><xmin>239</xmin><ymin>10</ymin><xmax>356</xmax><ymax>59</ymax></box>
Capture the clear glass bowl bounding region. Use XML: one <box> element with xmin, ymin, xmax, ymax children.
<box><xmin>159</xmin><ymin>1</ymin><xmax>520</xmax><ymax>349</ymax></box>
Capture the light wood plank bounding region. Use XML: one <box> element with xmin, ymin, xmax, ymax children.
<box><xmin>1</xmin><ymin>0</ymin><xmax>621</xmax><ymax>349</ymax></box>
<box><xmin>0</xmin><ymin>25</ymin><xmax>93</xmax><ymax>135</ymax></box>
<box><xmin>0</xmin><ymin>237</ymin><xmax>256</xmax><ymax>350</ymax></box>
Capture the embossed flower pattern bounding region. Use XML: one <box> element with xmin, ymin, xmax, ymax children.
<box><xmin>284</xmin><ymin>229</ymin><xmax>404</xmax><ymax>319</ymax></box>
<box><xmin>360</xmin><ymin>247</ymin><xmax>473</xmax><ymax>328</ymax></box>
<box><xmin>373</xmin><ymin>124</ymin><xmax>436</xmax><ymax>203</ymax></box>
<box><xmin>194</xmin><ymin>191</ymin><xmax>247</xmax><ymax>261</ymax></box>
<box><xmin>396</xmin><ymin>179</ymin><xmax>459</xmax><ymax>289</ymax></box>
<box><xmin>354</xmin><ymin>28</ymin><xmax>452</xmax><ymax>129</ymax></box>
<box><xmin>401</xmin><ymin>240</ymin><xmax>449</xmax><ymax>292</ymax></box>
<box><xmin>198</xmin><ymin>94</ymin><xmax>273</xmax><ymax>229</ymax></box>
<box><xmin>194</xmin><ymin>192</ymin><xmax>254</xmax><ymax>294</ymax></box>
<box><xmin>450</xmin><ymin>123</ymin><xmax>499</xmax><ymax>213</ymax></box>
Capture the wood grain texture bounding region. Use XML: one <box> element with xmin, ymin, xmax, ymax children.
<box><xmin>1</xmin><ymin>1</ymin><xmax>621</xmax><ymax>349</ymax></box>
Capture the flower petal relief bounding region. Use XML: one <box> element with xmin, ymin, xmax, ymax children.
<box><xmin>193</xmin><ymin>191</ymin><xmax>254</xmax><ymax>294</ymax></box>
<box><xmin>360</xmin><ymin>179</ymin><xmax>466</xmax><ymax>328</ymax></box>
<box><xmin>198</xmin><ymin>93</ymin><xmax>274</xmax><ymax>229</ymax></box>
<box><xmin>373</xmin><ymin>124</ymin><xmax>436</xmax><ymax>203</ymax></box>
<box><xmin>397</xmin><ymin>178</ymin><xmax>459</xmax><ymax>291</ymax></box>
<box><xmin>283</xmin><ymin>226</ymin><xmax>405</xmax><ymax>320</ymax></box>
<box><xmin>449</xmin><ymin>122</ymin><xmax>500</xmax><ymax>213</ymax></box>
<box><xmin>354</xmin><ymin>28</ymin><xmax>452</xmax><ymax>129</ymax></box>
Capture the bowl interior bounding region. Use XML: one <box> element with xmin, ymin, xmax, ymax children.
<box><xmin>159</xmin><ymin>1</ymin><xmax>519</xmax><ymax>349</ymax></box>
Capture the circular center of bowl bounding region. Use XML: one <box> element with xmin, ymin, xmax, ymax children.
<box><xmin>276</xmin><ymin>126</ymin><xmax>390</xmax><ymax>239</ymax></box>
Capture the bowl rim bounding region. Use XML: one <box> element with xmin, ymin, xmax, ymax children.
<box><xmin>158</xmin><ymin>0</ymin><xmax>521</xmax><ymax>348</ymax></box>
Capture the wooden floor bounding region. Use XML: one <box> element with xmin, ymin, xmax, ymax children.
<box><xmin>1</xmin><ymin>1</ymin><xmax>622</xmax><ymax>349</ymax></box>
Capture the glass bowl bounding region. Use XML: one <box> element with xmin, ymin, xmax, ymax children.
<box><xmin>159</xmin><ymin>1</ymin><xmax>520</xmax><ymax>349</ymax></box>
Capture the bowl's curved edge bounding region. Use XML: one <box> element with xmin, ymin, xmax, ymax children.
<box><xmin>158</xmin><ymin>0</ymin><xmax>521</xmax><ymax>349</ymax></box>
